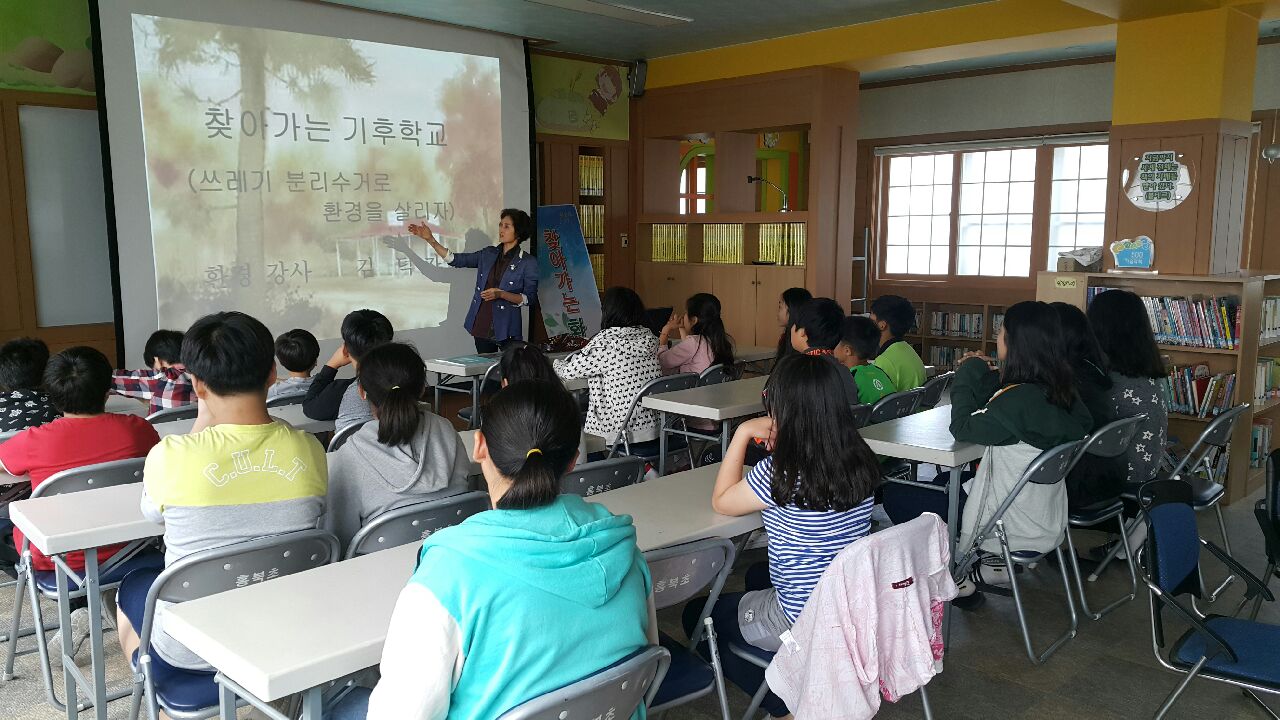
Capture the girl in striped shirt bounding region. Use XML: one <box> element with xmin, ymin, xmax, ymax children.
<box><xmin>690</xmin><ymin>353</ymin><xmax>880</xmax><ymax>718</ymax></box>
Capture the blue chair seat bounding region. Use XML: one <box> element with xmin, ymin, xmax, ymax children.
<box><xmin>131</xmin><ymin>647</ymin><xmax>220</xmax><ymax>714</ymax></box>
<box><xmin>651</xmin><ymin>632</ymin><xmax>713</xmax><ymax>708</ymax></box>
<box><xmin>1171</xmin><ymin>616</ymin><xmax>1280</xmax><ymax>688</ymax></box>
<box><xmin>34</xmin><ymin>550</ymin><xmax>164</xmax><ymax>595</ymax></box>
<box><xmin>1009</xmin><ymin>549</ymin><xmax>1048</xmax><ymax>564</ymax></box>
<box><xmin>1070</xmin><ymin>499</ymin><xmax>1124</xmax><ymax>526</ymax></box>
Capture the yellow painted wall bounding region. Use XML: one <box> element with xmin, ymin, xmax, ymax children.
<box><xmin>1112</xmin><ymin>7</ymin><xmax>1259</xmax><ymax>124</ymax></box>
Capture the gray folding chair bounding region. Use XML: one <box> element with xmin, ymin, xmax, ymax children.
<box><xmin>344</xmin><ymin>491</ymin><xmax>491</xmax><ymax>559</ymax></box>
<box><xmin>871</xmin><ymin>389</ymin><xmax>925</xmax><ymax>481</ymax></box>
<box><xmin>559</xmin><ymin>457</ymin><xmax>644</xmax><ymax>498</ymax></box>
<box><xmin>952</xmin><ymin>440</ymin><xmax>1085</xmax><ymax>665</ymax></box>
<box><xmin>607</xmin><ymin>374</ymin><xmax>698</xmax><ymax>471</ymax></box>
<box><xmin>1060</xmin><ymin>415</ymin><xmax>1146</xmax><ymax>620</ymax></box>
<box><xmin>496</xmin><ymin>644</ymin><xmax>670</xmax><ymax>720</ymax></box>
<box><xmin>327</xmin><ymin>419</ymin><xmax>369</xmax><ymax>452</ymax></box>
<box><xmin>265</xmin><ymin>391</ymin><xmax>308</xmax><ymax>408</ymax></box>
<box><xmin>917</xmin><ymin>371</ymin><xmax>955</xmax><ymax>410</ymax></box>
<box><xmin>1091</xmin><ymin>404</ymin><xmax>1250</xmax><ymax>602</ymax></box>
<box><xmin>458</xmin><ymin>361</ymin><xmax>502</xmax><ymax>429</ymax></box>
<box><xmin>2</xmin><ymin>457</ymin><xmax>156</xmax><ymax>712</ymax></box>
<box><xmin>145</xmin><ymin>405</ymin><xmax>199</xmax><ymax>424</ymax></box>
<box><xmin>644</xmin><ymin>538</ymin><xmax>735</xmax><ymax>719</ymax></box>
<box><xmin>697</xmin><ymin>364</ymin><xmax>730</xmax><ymax>386</ymax></box>
<box><xmin>869</xmin><ymin>388</ymin><xmax>924</xmax><ymax>425</ymax></box>
<box><xmin>0</xmin><ymin>429</ymin><xmax>18</xmax><ymax>445</ymax></box>
<box><xmin>128</xmin><ymin>530</ymin><xmax>340</xmax><ymax>720</ymax></box>
<box><xmin>849</xmin><ymin>403</ymin><xmax>873</xmax><ymax>430</ymax></box>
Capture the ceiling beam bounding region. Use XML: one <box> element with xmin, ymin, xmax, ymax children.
<box><xmin>1061</xmin><ymin>0</ymin><xmax>1264</xmax><ymax>20</ymax></box>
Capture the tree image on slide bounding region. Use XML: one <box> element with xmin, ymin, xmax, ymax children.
<box><xmin>144</xmin><ymin>18</ymin><xmax>374</xmax><ymax>302</ymax></box>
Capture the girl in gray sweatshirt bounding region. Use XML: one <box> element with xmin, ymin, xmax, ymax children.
<box><xmin>324</xmin><ymin>343</ymin><xmax>471</xmax><ymax>553</ymax></box>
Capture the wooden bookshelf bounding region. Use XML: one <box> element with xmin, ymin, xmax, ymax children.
<box><xmin>537</xmin><ymin>136</ymin><xmax>628</xmax><ymax>293</ymax></box>
<box><xmin>1039</xmin><ymin>270</ymin><xmax>1280</xmax><ymax>504</ymax></box>
<box><xmin>901</xmin><ymin>301</ymin><xmax>1009</xmax><ymax>371</ymax></box>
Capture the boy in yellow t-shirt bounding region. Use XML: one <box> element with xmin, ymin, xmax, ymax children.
<box><xmin>114</xmin><ymin>311</ymin><xmax>327</xmax><ymax>672</ymax></box>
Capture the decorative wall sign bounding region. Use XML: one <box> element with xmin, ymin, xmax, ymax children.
<box><xmin>1122</xmin><ymin>151</ymin><xmax>1193</xmax><ymax>211</ymax></box>
<box><xmin>1111</xmin><ymin>235</ymin><xmax>1156</xmax><ymax>269</ymax></box>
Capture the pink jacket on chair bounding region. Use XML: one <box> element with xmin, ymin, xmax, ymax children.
<box><xmin>764</xmin><ymin>513</ymin><xmax>958</xmax><ymax>719</ymax></box>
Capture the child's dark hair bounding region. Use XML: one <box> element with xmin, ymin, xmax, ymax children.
<box><xmin>870</xmin><ymin>295</ymin><xmax>916</xmax><ymax>339</ymax></box>
<box><xmin>499</xmin><ymin>342</ymin><xmax>558</xmax><ymax>385</ymax></box>
<box><xmin>358</xmin><ymin>343</ymin><xmax>426</xmax><ymax>446</ymax></box>
<box><xmin>775</xmin><ymin>287</ymin><xmax>814</xmax><ymax>362</ymax></box>
<box><xmin>481</xmin><ymin>380</ymin><xmax>582</xmax><ymax>510</ymax></box>
<box><xmin>275</xmin><ymin>329</ymin><xmax>320</xmax><ymax>373</ymax></box>
<box><xmin>501</xmin><ymin>208</ymin><xmax>534</xmax><ymax>244</ymax></box>
<box><xmin>1000</xmin><ymin>301</ymin><xmax>1076</xmax><ymax>410</ymax></box>
<box><xmin>1087</xmin><ymin>289</ymin><xmax>1166</xmax><ymax>379</ymax></box>
<box><xmin>1051</xmin><ymin>302</ymin><xmax>1108</xmax><ymax>374</ymax></box>
<box><xmin>839</xmin><ymin>315</ymin><xmax>881</xmax><ymax>362</ymax></box>
<box><xmin>686</xmin><ymin>293</ymin><xmax>734</xmax><ymax>369</ymax></box>
<box><xmin>181</xmin><ymin>312</ymin><xmax>275</xmax><ymax>395</ymax></box>
<box><xmin>793</xmin><ymin>298</ymin><xmax>845</xmax><ymax>350</ymax></box>
<box><xmin>143</xmin><ymin>330</ymin><xmax>184</xmax><ymax>367</ymax></box>
<box><xmin>44</xmin><ymin>346</ymin><xmax>112</xmax><ymax>415</ymax></box>
<box><xmin>601</xmin><ymin>286</ymin><xmax>647</xmax><ymax>330</ymax></box>
<box><xmin>764</xmin><ymin>354</ymin><xmax>879</xmax><ymax>511</ymax></box>
<box><xmin>341</xmin><ymin>309</ymin><xmax>394</xmax><ymax>362</ymax></box>
<box><xmin>0</xmin><ymin>337</ymin><xmax>50</xmax><ymax>392</ymax></box>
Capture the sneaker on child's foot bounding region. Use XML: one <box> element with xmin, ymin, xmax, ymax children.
<box><xmin>48</xmin><ymin>607</ymin><xmax>91</xmax><ymax>660</ymax></box>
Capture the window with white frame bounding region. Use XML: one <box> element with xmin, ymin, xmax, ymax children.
<box><xmin>883</xmin><ymin>153</ymin><xmax>952</xmax><ymax>275</ymax></box>
<box><xmin>957</xmin><ymin>148</ymin><xmax>1036</xmax><ymax>277</ymax></box>
<box><xmin>876</xmin><ymin>138</ymin><xmax>1109</xmax><ymax>280</ymax></box>
<box><xmin>1048</xmin><ymin>144</ymin><xmax>1109</xmax><ymax>267</ymax></box>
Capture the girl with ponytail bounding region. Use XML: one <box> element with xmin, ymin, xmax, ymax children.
<box><xmin>322</xmin><ymin>342</ymin><xmax>471</xmax><ymax>553</ymax></box>
<box><xmin>335</xmin><ymin>379</ymin><xmax>657</xmax><ymax>719</ymax></box>
<box><xmin>659</xmin><ymin>292</ymin><xmax>736</xmax><ymax>376</ymax></box>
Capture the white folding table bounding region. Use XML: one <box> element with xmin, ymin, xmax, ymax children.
<box><xmin>9</xmin><ymin>483</ymin><xmax>165</xmax><ymax>719</ymax></box>
<box><xmin>162</xmin><ymin>462</ymin><xmax>761</xmax><ymax>720</ymax></box>
<box><xmin>640</xmin><ymin>375</ymin><xmax>768</xmax><ymax>475</ymax></box>
<box><xmin>153</xmin><ymin>405</ymin><xmax>336</xmax><ymax>438</ymax></box>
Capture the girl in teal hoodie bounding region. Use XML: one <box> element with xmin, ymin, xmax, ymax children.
<box><xmin>332</xmin><ymin>380</ymin><xmax>656</xmax><ymax>720</ymax></box>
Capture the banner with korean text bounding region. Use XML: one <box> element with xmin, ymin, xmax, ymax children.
<box><xmin>536</xmin><ymin>205</ymin><xmax>601</xmax><ymax>340</ymax></box>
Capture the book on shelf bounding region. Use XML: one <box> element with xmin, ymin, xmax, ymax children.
<box><xmin>1157</xmin><ymin>362</ymin><xmax>1236</xmax><ymax>418</ymax></box>
<box><xmin>1090</xmin><ymin>288</ymin><xmax>1242</xmax><ymax>350</ymax></box>
<box><xmin>577</xmin><ymin>155</ymin><xmax>604</xmax><ymax>196</ymax></box>
<box><xmin>929</xmin><ymin>311</ymin><xmax>984</xmax><ymax>339</ymax></box>
<box><xmin>650</xmin><ymin>224</ymin><xmax>687</xmax><ymax>263</ymax></box>
<box><xmin>1264</xmin><ymin>296</ymin><xmax>1280</xmax><ymax>344</ymax></box>
<box><xmin>1252</xmin><ymin>419</ymin><xmax>1274</xmax><ymax>468</ymax></box>
<box><xmin>928</xmin><ymin>345</ymin><xmax>966</xmax><ymax>369</ymax></box>
<box><xmin>758</xmin><ymin>222</ymin><xmax>806</xmax><ymax>266</ymax></box>
<box><xmin>576</xmin><ymin>204</ymin><xmax>605</xmax><ymax>245</ymax></box>
<box><xmin>991</xmin><ymin>312</ymin><xmax>1005</xmax><ymax>340</ymax></box>
<box><xmin>1257</xmin><ymin>357</ymin><xmax>1280</xmax><ymax>401</ymax></box>
<box><xmin>703</xmin><ymin>224</ymin><xmax>744</xmax><ymax>264</ymax></box>
<box><xmin>588</xmin><ymin>253</ymin><xmax>605</xmax><ymax>289</ymax></box>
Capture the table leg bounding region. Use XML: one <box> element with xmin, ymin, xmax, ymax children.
<box><xmin>432</xmin><ymin>374</ymin><xmax>443</xmax><ymax>413</ymax></box>
<box><xmin>55</xmin><ymin>561</ymin><xmax>76</xmax><ymax>720</ymax></box>
<box><xmin>658</xmin><ymin>411</ymin><xmax>668</xmax><ymax>477</ymax></box>
<box><xmin>720</xmin><ymin>420</ymin><xmax>729</xmax><ymax>459</ymax></box>
<box><xmin>300</xmin><ymin>686</ymin><xmax>324</xmax><ymax>720</ymax></box>
<box><xmin>218</xmin><ymin>680</ymin><xmax>238</xmax><ymax>720</ymax></box>
<box><xmin>943</xmin><ymin>464</ymin><xmax>963</xmax><ymax>651</ymax></box>
<box><xmin>83</xmin><ymin>550</ymin><xmax>107</xmax><ymax>720</ymax></box>
<box><xmin>470</xmin><ymin>376</ymin><xmax>482</xmax><ymax>429</ymax></box>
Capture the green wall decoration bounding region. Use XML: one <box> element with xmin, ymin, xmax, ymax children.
<box><xmin>1</xmin><ymin>0</ymin><xmax>96</xmax><ymax>94</ymax></box>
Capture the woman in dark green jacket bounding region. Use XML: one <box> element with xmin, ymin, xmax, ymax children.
<box><xmin>950</xmin><ymin>301</ymin><xmax>1092</xmax><ymax>602</ymax></box>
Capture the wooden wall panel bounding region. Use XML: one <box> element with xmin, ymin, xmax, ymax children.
<box><xmin>0</xmin><ymin>106</ymin><xmax>22</xmax><ymax>333</ymax></box>
<box><xmin>713</xmin><ymin>131</ymin><xmax>757</xmax><ymax>212</ymax></box>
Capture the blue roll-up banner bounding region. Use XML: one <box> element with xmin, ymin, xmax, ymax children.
<box><xmin>535</xmin><ymin>205</ymin><xmax>602</xmax><ymax>339</ymax></box>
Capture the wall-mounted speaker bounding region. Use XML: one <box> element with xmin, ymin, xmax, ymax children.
<box><xmin>628</xmin><ymin>59</ymin><xmax>647</xmax><ymax>98</ymax></box>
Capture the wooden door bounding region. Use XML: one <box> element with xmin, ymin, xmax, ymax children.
<box><xmin>709</xmin><ymin>265</ymin><xmax>759</xmax><ymax>346</ymax></box>
<box><xmin>754</xmin><ymin>266</ymin><xmax>806</xmax><ymax>349</ymax></box>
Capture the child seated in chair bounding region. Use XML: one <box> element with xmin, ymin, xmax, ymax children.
<box><xmin>323</xmin><ymin>343</ymin><xmax>469</xmax><ymax>553</ymax></box>
<box><xmin>330</xmin><ymin>380</ymin><xmax>656</xmax><ymax>719</ymax></box>
<box><xmin>268</xmin><ymin>328</ymin><xmax>320</xmax><ymax>401</ymax></box>
<box><xmin>111</xmin><ymin>329</ymin><xmax>194</xmax><ymax>416</ymax></box>
<box><xmin>0</xmin><ymin>346</ymin><xmax>161</xmax><ymax>648</ymax></box>
<box><xmin>115</xmin><ymin>312</ymin><xmax>327</xmax><ymax>673</ymax></box>
<box><xmin>0</xmin><ymin>337</ymin><xmax>58</xmax><ymax>432</ymax></box>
